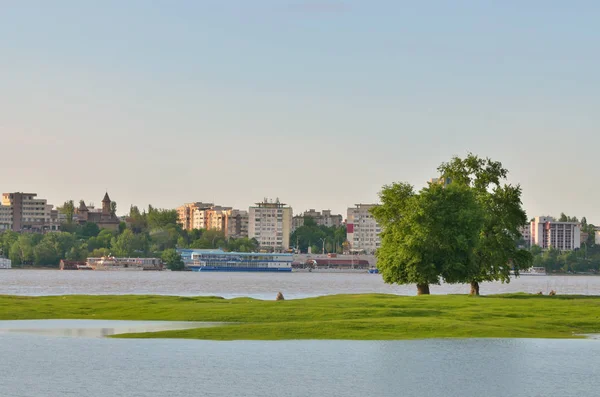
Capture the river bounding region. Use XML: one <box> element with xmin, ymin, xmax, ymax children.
<box><xmin>1</xmin><ymin>269</ymin><xmax>600</xmax><ymax>298</ymax></box>
<box><xmin>0</xmin><ymin>334</ymin><xmax>598</xmax><ymax>397</ymax></box>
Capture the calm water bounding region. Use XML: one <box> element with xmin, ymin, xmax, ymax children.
<box><xmin>0</xmin><ymin>335</ymin><xmax>598</xmax><ymax>397</ymax></box>
<box><xmin>2</xmin><ymin>270</ymin><xmax>600</xmax><ymax>298</ymax></box>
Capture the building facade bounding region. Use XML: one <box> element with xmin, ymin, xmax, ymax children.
<box><xmin>1</xmin><ymin>192</ymin><xmax>58</xmax><ymax>232</ymax></box>
<box><xmin>292</xmin><ymin>209</ymin><xmax>343</xmax><ymax>232</ymax></box>
<box><xmin>530</xmin><ymin>216</ymin><xmax>580</xmax><ymax>251</ymax></box>
<box><xmin>177</xmin><ymin>202</ymin><xmax>213</xmax><ymax>231</ymax></box>
<box><xmin>0</xmin><ymin>204</ymin><xmax>12</xmax><ymax>231</ymax></box>
<box><xmin>227</xmin><ymin>209</ymin><xmax>249</xmax><ymax>239</ymax></box>
<box><xmin>188</xmin><ymin>205</ymin><xmax>249</xmax><ymax>238</ymax></box>
<box><xmin>346</xmin><ymin>204</ymin><xmax>381</xmax><ymax>254</ymax></box>
<box><xmin>248</xmin><ymin>199</ymin><xmax>293</xmax><ymax>251</ymax></box>
<box><xmin>75</xmin><ymin>193</ymin><xmax>120</xmax><ymax>231</ymax></box>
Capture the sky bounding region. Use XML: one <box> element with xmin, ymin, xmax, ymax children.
<box><xmin>1</xmin><ymin>1</ymin><xmax>599</xmax><ymax>221</ymax></box>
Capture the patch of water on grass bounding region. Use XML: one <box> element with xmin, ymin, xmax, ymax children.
<box><xmin>0</xmin><ymin>319</ymin><xmax>221</xmax><ymax>338</ymax></box>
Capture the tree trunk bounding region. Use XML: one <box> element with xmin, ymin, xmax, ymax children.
<box><xmin>470</xmin><ymin>281</ymin><xmax>480</xmax><ymax>296</ymax></box>
<box><xmin>416</xmin><ymin>284</ymin><xmax>430</xmax><ymax>295</ymax></box>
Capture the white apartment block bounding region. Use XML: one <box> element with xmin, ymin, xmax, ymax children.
<box><xmin>346</xmin><ymin>204</ymin><xmax>381</xmax><ymax>254</ymax></box>
<box><xmin>292</xmin><ymin>209</ymin><xmax>343</xmax><ymax>231</ymax></box>
<box><xmin>248</xmin><ymin>199</ymin><xmax>292</xmax><ymax>251</ymax></box>
<box><xmin>595</xmin><ymin>228</ymin><xmax>600</xmax><ymax>246</ymax></box>
<box><xmin>530</xmin><ymin>216</ymin><xmax>580</xmax><ymax>251</ymax></box>
<box><xmin>1</xmin><ymin>192</ymin><xmax>58</xmax><ymax>233</ymax></box>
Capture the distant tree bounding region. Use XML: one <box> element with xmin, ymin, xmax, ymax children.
<box><xmin>371</xmin><ymin>182</ymin><xmax>484</xmax><ymax>295</ymax></box>
<box><xmin>111</xmin><ymin>229</ymin><xmax>136</xmax><ymax>257</ymax></box>
<box><xmin>58</xmin><ymin>200</ymin><xmax>75</xmax><ymax>224</ymax></box>
<box><xmin>161</xmin><ymin>248</ymin><xmax>185</xmax><ymax>271</ymax></box>
<box><xmin>110</xmin><ymin>201</ymin><xmax>117</xmax><ymax>217</ymax></box>
<box><xmin>77</xmin><ymin>222</ymin><xmax>100</xmax><ymax>239</ymax></box>
<box><xmin>34</xmin><ymin>240</ymin><xmax>60</xmax><ymax>266</ymax></box>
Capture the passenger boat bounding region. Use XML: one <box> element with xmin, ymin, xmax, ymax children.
<box><xmin>292</xmin><ymin>258</ymin><xmax>371</xmax><ymax>273</ymax></box>
<box><xmin>86</xmin><ymin>257</ymin><xmax>163</xmax><ymax>271</ymax></box>
<box><xmin>177</xmin><ymin>249</ymin><xmax>292</xmax><ymax>272</ymax></box>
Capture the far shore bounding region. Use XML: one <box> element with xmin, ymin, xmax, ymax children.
<box><xmin>5</xmin><ymin>267</ymin><xmax>600</xmax><ymax>276</ymax></box>
<box><xmin>1</xmin><ymin>293</ymin><xmax>600</xmax><ymax>340</ymax></box>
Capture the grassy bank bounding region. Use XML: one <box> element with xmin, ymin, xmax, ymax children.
<box><xmin>1</xmin><ymin>294</ymin><xmax>599</xmax><ymax>340</ymax></box>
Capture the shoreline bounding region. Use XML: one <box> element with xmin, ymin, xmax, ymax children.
<box><xmin>1</xmin><ymin>293</ymin><xmax>600</xmax><ymax>340</ymax></box>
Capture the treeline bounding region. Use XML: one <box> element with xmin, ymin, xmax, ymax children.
<box><xmin>290</xmin><ymin>218</ymin><xmax>347</xmax><ymax>254</ymax></box>
<box><xmin>0</xmin><ymin>205</ymin><xmax>259</xmax><ymax>267</ymax></box>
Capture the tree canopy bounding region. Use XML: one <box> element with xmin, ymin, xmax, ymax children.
<box><xmin>372</xmin><ymin>182</ymin><xmax>484</xmax><ymax>295</ymax></box>
<box><xmin>437</xmin><ymin>154</ymin><xmax>532</xmax><ymax>294</ymax></box>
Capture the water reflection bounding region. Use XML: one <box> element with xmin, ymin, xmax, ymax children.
<box><xmin>0</xmin><ymin>319</ymin><xmax>220</xmax><ymax>338</ymax></box>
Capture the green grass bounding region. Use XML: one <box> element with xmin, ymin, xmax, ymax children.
<box><xmin>1</xmin><ymin>293</ymin><xmax>600</xmax><ymax>340</ymax></box>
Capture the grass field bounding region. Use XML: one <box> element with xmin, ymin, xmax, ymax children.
<box><xmin>1</xmin><ymin>293</ymin><xmax>599</xmax><ymax>340</ymax></box>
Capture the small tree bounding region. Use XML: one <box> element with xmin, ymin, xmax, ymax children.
<box><xmin>58</xmin><ymin>200</ymin><xmax>75</xmax><ymax>224</ymax></box>
<box><xmin>161</xmin><ymin>249</ymin><xmax>185</xmax><ymax>271</ymax></box>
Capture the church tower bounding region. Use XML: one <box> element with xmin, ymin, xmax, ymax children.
<box><xmin>102</xmin><ymin>192</ymin><xmax>111</xmax><ymax>214</ymax></box>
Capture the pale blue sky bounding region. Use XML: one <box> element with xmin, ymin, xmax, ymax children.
<box><xmin>1</xmin><ymin>1</ymin><xmax>598</xmax><ymax>221</ymax></box>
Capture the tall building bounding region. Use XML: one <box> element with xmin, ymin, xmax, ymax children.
<box><xmin>177</xmin><ymin>202</ymin><xmax>213</xmax><ymax>231</ymax></box>
<box><xmin>595</xmin><ymin>228</ymin><xmax>600</xmax><ymax>245</ymax></box>
<box><xmin>530</xmin><ymin>216</ymin><xmax>580</xmax><ymax>251</ymax></box>
<box><xmin>292</xmin><ymin>209</ymin><xmax>343</xmax><ymax>232</ymax></box>
<box><xmin>346</xmin><ymin>204</ymin><xmax>381</xmax><ymax>254</ymax></box>
<box><xmin>248</xmin><ymin>198</ymin><xmax>293</xmax><ymax>251</ymax></box>
<box><xmin>1</xmin><ymin>192</ymin><xmax>58</xmax><ymax>233</ymax></box>
<box><xmin>227</xmin><ymin>209</ymin><xmax>249</xmax><ymax>239</ymax></box>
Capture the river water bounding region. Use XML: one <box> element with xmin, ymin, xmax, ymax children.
<box><xmin>0</xmin><ymin>334</ymin><xmax>598</xmax><ymax>397</ymax></box>
<box><xmin>1</xmin><ymin>270</ymin><xmax>600</xmax><ymax>298</ymax></box>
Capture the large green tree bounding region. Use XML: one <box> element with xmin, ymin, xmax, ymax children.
<box><xmin>371</xmin><ymin>182</ymin><xmax>484</xmax><ymax>295</ymax></box>
<box><xmin>437</xmin><ymin>154</ymin><xmax>532</xmax><ymax>294</ymax></box>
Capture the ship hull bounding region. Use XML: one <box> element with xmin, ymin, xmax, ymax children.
<box><xmin>189</xmin><ymin>266</ymin><xmax>292</xmax><ymax>272</ymax></box>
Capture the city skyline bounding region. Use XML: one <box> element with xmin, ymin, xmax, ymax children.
<box><xmin>2</xmin><ymin>1</ymin><xmax>599</xmax><ymax>221</ymax></box>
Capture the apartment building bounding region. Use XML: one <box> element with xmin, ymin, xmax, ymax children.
<box><xmin>530</xmin><ymin>216</ymin><xmax>580</xmax><ymax>251</ymax></box>
<box><xmin>292</xmin><ymin>209</ymin><xmax>343</xmax><ymax>232</ymax></box>
<box><xmin>346</xmin><ymin>204</ymin><xmax>381</xmax><ymax>254</ymax></box>
<box><xmin>227</xmin><ymin>209</ymin><xmax>249</xmax><ymax>239</ymax></box>
<box><xmin>1</xmin><ymin>192</ymin><xmax>58</xmax><ymax>232</ymax></box>
<box><xmin>0</xmin><ymin>204</ymin><xmax>12</xmax><ymax>231</ymax></box>
<box><xmin>248</xmin><ymin>199</ymin><xmax>293</xmax><ymax>251</ymax></box>
<box><xmin>176</xmin><ymin>202</ymin><xmax>213</xmax><ymax>231</ymax></box>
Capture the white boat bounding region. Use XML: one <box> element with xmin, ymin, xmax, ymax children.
<box><xmin>86</xmin><ymin>257</ymin><xmax>162</xmax><ymax>271</ymax></box>
<box><xmin>0</xmin><ymin>257</ymin><xmax>11</xmax><ymax>269</ymax></box>
<box><xmin>514</xmin><ymin>267</ymin><xmax>547</xmax><ymax>276</ymax></box>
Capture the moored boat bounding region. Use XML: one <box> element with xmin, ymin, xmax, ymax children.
<box><xmin>177</xmin><ymin>249</ymin><xmax>292</xmax><ymax>272</ymax></box>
